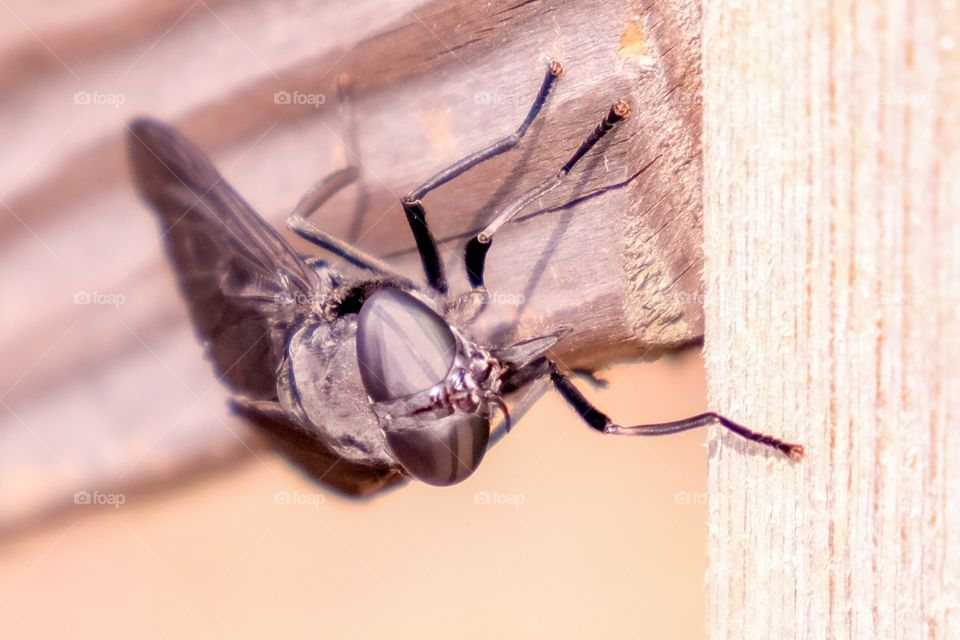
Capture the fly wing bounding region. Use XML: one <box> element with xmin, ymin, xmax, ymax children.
<box><xmin>127</xmin><ymin>117</ymin><xmax>318</xmax><ymax>400</ymax></box>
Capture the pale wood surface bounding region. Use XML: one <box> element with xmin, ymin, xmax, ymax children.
<box><xmin>703</xmin><ymin>1</ymin><xmax>960</xmax><ymax>637</ymax></box>
<box><xmin>0</xmin><ymin>0</ymin><xmax>703</xmax><ymax>534</ymax></box>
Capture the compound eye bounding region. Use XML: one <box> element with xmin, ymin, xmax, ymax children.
<box><xmin>384</xmin><ymin>414</ymin><xmax>490</xmax><ymax>486</ymax></box>
<box><xmin>356</xmin><ymin>288</ymin><xmax>457</xmax><ymax>402</ymax></box>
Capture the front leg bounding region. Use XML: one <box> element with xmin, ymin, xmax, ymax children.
<box><xmin>400</xmin><ymin>198</ymin><xmax>448</xmax><ymax>293</ymax></box>
<box><xmin>464</xmin><ymin>100</ymin><xmax>631</xmax><ymax>289</ymax></box>
<box><xmin>400</xmin><ymin>60</ymin><xmax>564</xmax><ymax>294</ymax></box>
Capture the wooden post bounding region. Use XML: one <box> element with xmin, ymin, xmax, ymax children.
<box><xmin>703</xmin><ymin>0</ymin><xmax>960</xmax><ymax>637</ymax></box>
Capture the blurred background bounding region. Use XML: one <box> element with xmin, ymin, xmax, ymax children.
<box><xmin>0</xmin><ymin>0</ymin><xmax>709</xmax><ymax>637</ymax></box>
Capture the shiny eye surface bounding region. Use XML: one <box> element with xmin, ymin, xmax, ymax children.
<box><xmin>357</xmin><ymin>288</ymin><xmax>489</xmax><ymax>485</ymax></box>
<box><xmin>356</xmin><ymin>288</ymin><xmax>457</xmax><ymax>403</ymax></box>
<box><xmin>383</xmin><ymin>414</ymin><xmax>489</xmax><ymax>486</ymax></box>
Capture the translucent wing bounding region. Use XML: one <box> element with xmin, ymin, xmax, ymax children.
<box><xmin>127</xmin><ymin>117</ymin><xmax>318</xmax><ymax>400</ymax></box>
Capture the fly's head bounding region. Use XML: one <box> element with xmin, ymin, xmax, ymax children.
<box><xmin>355</xmin><ymin>287</ymin><xmax>506</xmax><ymax>486</ymax></box>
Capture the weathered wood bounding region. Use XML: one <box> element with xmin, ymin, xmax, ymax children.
<box><xmin>703</xmin><ymin>0</ymin><xmax>960</xmax><ymax>636</ymax></box>
<box><xmin>0</xmin><ymin>0</ymin><xmax>702</xmax><ymax>532</ymax></box>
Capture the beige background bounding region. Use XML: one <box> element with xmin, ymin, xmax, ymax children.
<box><xmin>0</xmin><ymin>356</ymin><xmax>710</xmax><ymax>639</ymax></box>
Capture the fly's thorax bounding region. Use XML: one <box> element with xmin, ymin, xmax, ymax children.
<box><xmin>279</xmin><ymin>317</ymin><xmax>395</xmax><ymax>467</ymax></box>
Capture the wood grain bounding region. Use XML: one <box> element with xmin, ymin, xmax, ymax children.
<box><xmin>0</xmin><ymin>0</ymin><xmax>703</xmax><ymax>533</ymax></box>
<box><xmin>703</xmin><ymin>0</ymin><xmax>960</xmax><ymax>636</ymax></box>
